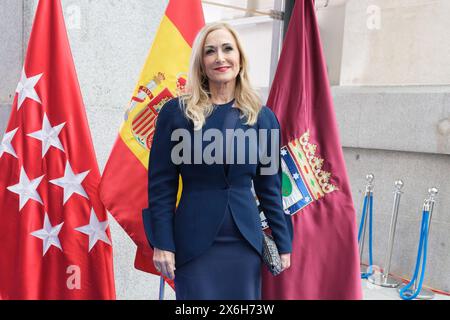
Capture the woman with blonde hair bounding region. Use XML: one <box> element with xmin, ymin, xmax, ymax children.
<box><xmin>143</xmin><ymin>22</ymin><xmax>293</xmax><ymax>300</ymax></box>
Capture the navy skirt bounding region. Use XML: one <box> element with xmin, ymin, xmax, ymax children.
<box><xmin>174</xmin><ymin>205</ymin><xmax>262</xmax><ymax>300</ymax></box>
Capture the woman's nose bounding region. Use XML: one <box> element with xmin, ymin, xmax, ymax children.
<box><xmin>216</xmin><ymin>50</ymin><xmax>225</xmax><ymax>63</ymax></box>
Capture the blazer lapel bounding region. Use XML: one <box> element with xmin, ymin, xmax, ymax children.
<box><xmin>199</xmin><ymin>105</ymin><xmax>248</xmax><ymax>183</ymax></box>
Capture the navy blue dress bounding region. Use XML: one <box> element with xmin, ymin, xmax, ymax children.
<box><xmin>174</xmin><ymin>100</ymin><xmax>262</xmax><ymax>300</ymax></box>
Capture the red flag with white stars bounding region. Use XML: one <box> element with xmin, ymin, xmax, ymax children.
<box><xmin>0</xmin><ymin>0</ymin><xmax>115</xmax><ymax>299</ymax></box>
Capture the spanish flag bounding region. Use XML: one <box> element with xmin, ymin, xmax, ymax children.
<box><xmin>99</xmin><ymin>1</ymin><xmax>204</xmax><ymax>288</ymax></box>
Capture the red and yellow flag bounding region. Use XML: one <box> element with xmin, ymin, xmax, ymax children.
<box><xmin>99</xmin><ymin>0</ymin><xmax>204</xmax><ymax>288</ymax></box>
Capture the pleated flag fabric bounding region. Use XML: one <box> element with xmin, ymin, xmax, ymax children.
<box><xmin>261</xmin><ymin>0</ymin><xmax>362</xmax><ymax>300</ymax></box>
<box><xmin>0</xmin><ymin>0</ymin><xmax>115</xmax><ymax>299</ymax></box>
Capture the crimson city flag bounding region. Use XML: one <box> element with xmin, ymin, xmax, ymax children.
<box><xmin>0</xmin><ymin>0</ymin><xmax>116</xmax><ymax>299</ymax></box>
<box><xmin>99</xmin><ymin>0</ymin><xmax>204</xmax><ymax>289</ymax></box>
<box><xmin>261</xmin><ymin>0</ymin><xmax>362</xmax><ymax>299</ymax></box>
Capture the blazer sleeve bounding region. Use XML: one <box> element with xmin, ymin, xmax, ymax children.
<box><xmin>142</xmin><ymin>100</ymin><xmax>179</xmax><ymax>253</ymax></box>
<box><xmin>253</xmin><ymin>106</ymin><xmax>293</xmax><ymax>254</ymax></box>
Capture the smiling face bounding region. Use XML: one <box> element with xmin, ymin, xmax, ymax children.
<box><xmin>202</xmin><ymin>28</ymin><xmax>241</xmax><ymax>87</ymax></box>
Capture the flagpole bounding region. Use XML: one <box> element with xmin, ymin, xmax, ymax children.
<box><xmin>269</xmin><ymin>0</ymin><xmax>285</xmax><ymax>88</ymax></box>
<box><xmin>159</xmin><ymin>275</ymin><xmax>165</xmax><ymax>300</ymax></box>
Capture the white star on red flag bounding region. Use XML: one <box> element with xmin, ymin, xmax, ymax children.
<box><xmin>31</xmin><ymin>213</ymin><xmax>64</xmax><ymax>256</ymax></box>
<box><xmin>6</xmin><ymin>166</ymin><xmax>44</xmax><ymax>211</ymax></box>
<box><xmin>15</xmin><ymin>68</ymin><xmax>43</xmax><ymax>110</ymax></box>
<box><xmin>27</xmin><ymin>113</ymin><xmax>66</xmax><ymax>157</ymax></box>
<box><xmin>75</xmin><ymin>209</ymin><xmax>112</xmax><ymax>252</ymax></box>
<box><xmin>49</xmin><ymin>161</ymin><xmax>90</xmax><ymax>204</ymax></box>
<box><xmin>0</xmin><ymin>128</ymin><xmax>19</xmax><ymax>159</ymax></box>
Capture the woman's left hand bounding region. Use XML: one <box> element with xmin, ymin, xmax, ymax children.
<box><xmin>280</xmin><ymin>253</ymin><xmax>291</xmax><ymax>272</ymax></box>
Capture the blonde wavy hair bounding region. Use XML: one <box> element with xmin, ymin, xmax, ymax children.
<box><xmin>180</xmin><ymin>22</ymin><xmax>262</xmax><ymax>130</ymax></box>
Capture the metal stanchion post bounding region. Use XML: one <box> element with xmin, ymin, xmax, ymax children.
<box><xmin>368</xmin><ymin>180</ymin><xmax>403</xmax><ymax>287</ymax></box>
<box><xmin>359</xmin><ymin>174</ymin><xmax>374</xmax><ymax>276</ymax></box>
<box><xmin>397</xmin><ymin>188</ymin><xmax>438</xmax><ymax>300</ymax></box>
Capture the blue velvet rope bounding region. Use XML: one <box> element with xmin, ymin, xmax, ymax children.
<box><xmin>358</xmin><ymin>194</ymin><xmax>374</xmax><ymax>279</ymax></box>
<box><xmin>399</xmin><ymin>210</ymin><xmax>430</xmax><ymax>300</ymax></box>
<box><xmin>357</xmin><ymin>195</ymin><xmax>368</xmax><ymax>243</ymax></box>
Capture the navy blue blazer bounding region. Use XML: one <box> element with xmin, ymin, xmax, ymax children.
<box><xmin>142</xmin><ymin>98</ymin><xmax>293</xmax><ymax>268</ymax></box>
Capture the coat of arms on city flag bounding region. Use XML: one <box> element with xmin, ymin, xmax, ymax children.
<box><xmin>280</xmin><ymin>130</ymin><xmax>338</xmax><ymax>213</ymax></box>
<box><xmin>258</xmin><ymin>130</ymin><xmax>338</xmax><ymax>228</ymax></box>
<box><xmin>99</xmin><ymin>0</ymin><xmax>204</xmax><ymax>289</ymax></box>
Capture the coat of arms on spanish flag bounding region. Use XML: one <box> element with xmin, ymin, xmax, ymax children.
<box><xmin>99</xmin><ymin>0</ymin><xmax>204</xmax><ymax>289</ymax></box>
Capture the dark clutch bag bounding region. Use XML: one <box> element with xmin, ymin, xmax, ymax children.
<box><xmin>262</xmin><ymin>232</ymin><xmax>283</xmax><ymax>276</ymax></box>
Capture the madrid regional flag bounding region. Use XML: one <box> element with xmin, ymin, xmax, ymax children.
<box><xmin>0</xmin><ymin>0</ymin><xmax>116</xmax><ymax>299</ymax></box>
<box><xmin>99</xmin><ymin>0</ymin><xmax>204</xmax><ymax>289</ymax></box>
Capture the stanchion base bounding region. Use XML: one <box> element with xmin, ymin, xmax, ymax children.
<box><xmin>360</xmin><ymin>264</ymin><xmax>370</xmax><ymax>278</ymax></box>
<box><xmin>397</xmin><ymin>283</ymin><xmax>435</xmax><ymax>300</ymax></box>
<box><xmin>368</xmin><ymin>273</ymin><xmax>401</xmax><ymax>288</ymax></box>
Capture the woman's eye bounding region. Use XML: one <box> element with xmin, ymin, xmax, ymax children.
<box><xmin>205</xmin><ymin>49</ymin><xmax>214</xmax><ymax>55</ymax></box>
<box><xmin>224</xmin><ymin>46</ymin><xmax>233</xmax><ymax>51</ymax></box>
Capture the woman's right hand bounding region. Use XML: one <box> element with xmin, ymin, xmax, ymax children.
<box><xmin>153</xmin><ymin>248</ymin><xmax>176</xmax><ymax>280</ymax></box>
